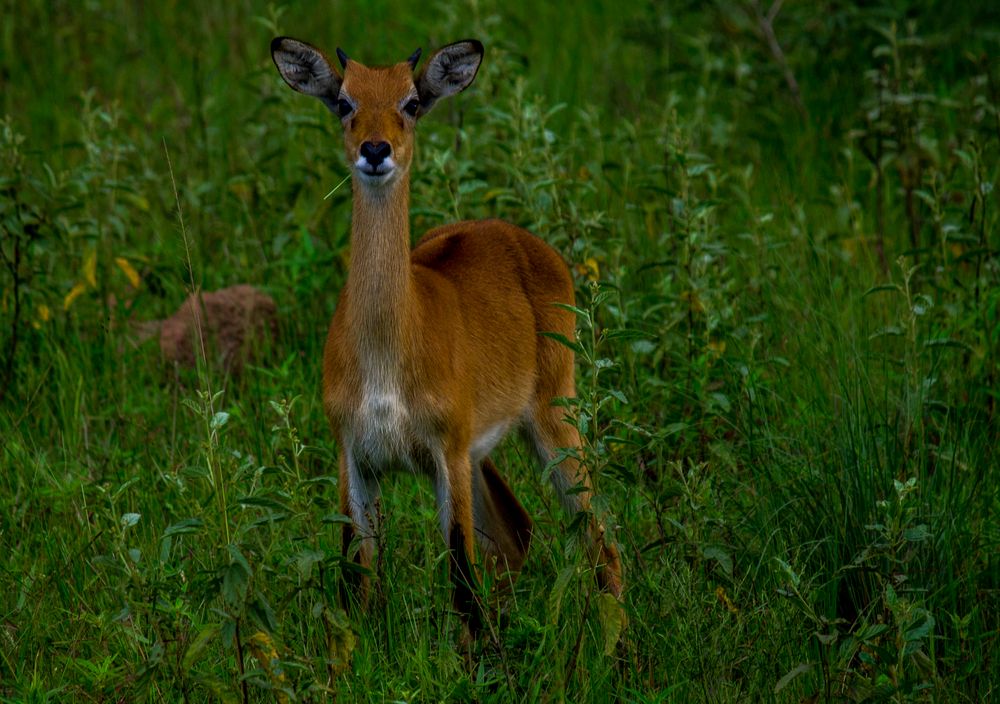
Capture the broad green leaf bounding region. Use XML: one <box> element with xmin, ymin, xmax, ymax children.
<box><xmin>905</xmin><ymin>613</ymin><xmax>935</xmax><ymax>642</ymax></box>
<box><xmin>228</xmin><ymin>544</ymin><xmax>251</xmax><ymax>572</ymax></box>
<box><xmin>608</xmin><ymin>389</ymin><xmax>629</xmax><ymax>405</ymax></box>
<box><xmin>856</xmin><ymin>623</ymin><xmax>891</xmax><ymax>642</ymax></box>
<box><xmin>547</xmin><ymin>566</ymin><xmax>575</xmax><ymax>625</ymax></box>
<box><xmin>294</xmin><ymin>549</ymin><xmax>325</xmax><ymax>580</ymax></box>
<box><xmin>222</xmin><ymin>563</ymin><xmax>249</xmax><ymax>607</ymax></box>
<box><xmin>163</xmin><ymin>518</ymin><xmax>204</xmax><ymax>538</ymax></box>
<box><xmin>552</xmin><ymin>302</ymin><xmax>590</xmax><ymax>320</ymax></box>
<box><xmin>774</xmin><ymin>662</ymin><xmax>813</xmax><ymax>694</ymax></box>
<box><xmin>322</xmin><ymin>512</ymin><xmax>354</xmax><ymax>525</ymax></box>
<box><xmin>885</xmin><ymin>584</ymin><xmax>898</xmax><ymax>607</ymax></box>
<box><xmin>774</xmin><ymin>558</ymin><xmax>800</xmax><ymax>589</ymax></box>
<box><xmin>183</xmin><ymin>623</ymin><xmax>221</xmax><ymax>670</ymax></box>
<box><xmin>248</xmin><ymin>591</ymin><xmax>279</xmax><ymax>633</ymax></box>
<box><xmin>863</xmin><ymin>284</ymin><xmax>900</xmax><ymax>298</ymax></box>
<box><xmin>709</xmin><ymin>392</ymin><xmax>731</xmax><ymax>412</ymax></box>
<box><xmin>703</xmin><ymin>546</ymin><xmax>733</xmax><ymax>577</ymax></box>
<box><xmin>539</xmin><ymin>331</ymin><xmax>584</xmax><ymax>354</ymax></box>
<box><xmin>903</xmin><ymin>524</ymin><xmax>931</xmax><ymax>542</ymax></box>
<box><xmin>210</xmin><ymin>411</ymin><xmax>230</xmax><ymax>429</ymax></box>
<box><xmin>222</xmin><ymin>545</ymin><xmax>251</xmax><ymax>607</ymax></box>
<box><xmin>597</xmin><ymin>592</ymin><xmax>626</xmax><ymax>655</ymax></box>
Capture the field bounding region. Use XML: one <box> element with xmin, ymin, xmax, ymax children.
<box><xmin>2</xmin><ymin>1</ymin><xmax>999</xmax><ymax>701</ymax></box>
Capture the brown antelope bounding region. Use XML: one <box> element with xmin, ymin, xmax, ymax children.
<box><xmin>270</xmin><ymin>36</ymin><xmax>623</xmax><ymax>629</ymax></box>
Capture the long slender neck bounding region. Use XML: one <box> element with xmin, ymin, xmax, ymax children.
<box><xmin>345</xmin><ymin>173</ymin><xmax>414</xmax><ymax>377</ymax></box>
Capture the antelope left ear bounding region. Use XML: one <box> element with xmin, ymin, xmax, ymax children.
<box><xmin>406</xmin><ymin>47</ymin><xmax>422</xmax><ymax>70</ymax></box>
<box><xmin>415</xmin><ymin>40</ymin><xmax>483</xmax><ymax>116</ymax></box>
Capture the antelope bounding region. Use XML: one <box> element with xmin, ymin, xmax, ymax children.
<box><xmin>270</xmin><ymin>36</ymin><xmax>623</xmax><ymax>630</ymax></box>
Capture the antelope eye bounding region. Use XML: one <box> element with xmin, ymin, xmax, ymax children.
<box><xmin>337</xmin><ymin>99</ymin><xmax>353</xmax><ymax>117</ymax></box>
<box><xmin>403</xmin><ymin>98</ymin><xmax>420</xmax><ymax>117</ymax></box>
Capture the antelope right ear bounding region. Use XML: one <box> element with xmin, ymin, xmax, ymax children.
<box><xmin>271</xmin><ymin>37</ymin><xmax>342</xmax><ymax>109</ymax></box>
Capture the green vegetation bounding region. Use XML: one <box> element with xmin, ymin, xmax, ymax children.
<box><xmin>2</xmin><ymin>1</ymin><xmax>998</xmax><ymax>701</ymax></box>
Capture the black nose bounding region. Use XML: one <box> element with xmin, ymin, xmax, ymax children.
<box><xmin>360</xmin><ymin>141</ymin><xmax>392</xmax><ymax>167</ymax></box>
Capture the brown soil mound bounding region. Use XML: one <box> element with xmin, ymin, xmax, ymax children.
<box><xmin>158</xmin><ymin>285</ymin><xmax>277</xmax><ymax>375</ymax></box>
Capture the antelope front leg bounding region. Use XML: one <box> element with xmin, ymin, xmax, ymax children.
<box><xmin>339</xmin><ymin>445</ymin><xmax>381</xmax><ymax>608</ymax></box>
<box><xmin>435</xmin><ymin>449</ymin><xmax>482</xmax><ymax>633</ymax></box>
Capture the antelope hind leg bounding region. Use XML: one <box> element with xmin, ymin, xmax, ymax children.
<box><xmin>473</xmin><ymin>456</ymin><xmax>533</xmax><ymax>585</ymax></box>
<box><xmin>528</xmin><ymin>406</ymin><xmax>624</xmax><ymax>598</ymax></box>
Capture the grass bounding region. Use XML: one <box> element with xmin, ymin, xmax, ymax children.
<box><xmin>1</xmin><ymin>0</ymin><xmax>999</xmax><ymax>701</ymax></box>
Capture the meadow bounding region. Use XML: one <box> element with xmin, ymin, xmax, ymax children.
<box><xmin>1</xmin><ymin>0</ymin><xmax>998</xmax><ymax>701</ymax></box>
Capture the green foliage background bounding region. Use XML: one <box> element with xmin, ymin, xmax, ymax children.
<box><xmin>1</xmin><ymin>0</ymin><xmax>998</xmax><ymax>701</ymax></box>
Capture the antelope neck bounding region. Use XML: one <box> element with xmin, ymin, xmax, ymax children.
<box><xmin>345</xmin><ymin>172</ymin><xmax>415</xmax><ymax>377</ymax></box>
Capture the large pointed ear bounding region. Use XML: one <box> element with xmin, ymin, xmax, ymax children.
<box><xmin>271</xmin><ymin>37</ymin><xmax>341</xmax><ymax>110</ymax></box>
<box><xmin>415</xmin><ymin>40</ymin><xmax>483</xmax><ymax>116</ymax></box>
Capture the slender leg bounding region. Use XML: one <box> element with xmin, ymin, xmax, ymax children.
<box><xmin>529</xmin><ymin>284</ymin><xmax>624</xmax><ymax>597</ymax></box>
<box><xmin>339</xmin><ymin>444</ymin><xmax>381</xmax><ymax>608</ymax></box>
<box><xmin>528</xmin><ymin>404</ymin><xmax>623</xmax><ymax>598</ymax></box>
<box><xmin>434</xmin><ymin>448</ymin><xmax>482</xmax><ymax>632</ymax></box>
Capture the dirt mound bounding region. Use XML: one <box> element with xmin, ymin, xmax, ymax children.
<box><xmin>158</xmin><ymin>285</ymin><xmax>277</xmax><ymax>375</ymax></box>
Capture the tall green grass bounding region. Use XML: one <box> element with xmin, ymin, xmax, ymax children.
<box><xmin>2</xmin><ymin>0</ymin><xmax>998</xmax><ymax>701</ymax></box>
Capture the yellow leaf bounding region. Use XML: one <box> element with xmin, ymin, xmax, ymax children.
<box><xmin>37</xmin><ymin>303</ymin><xmax>51</xmax><ymax>322</ymax></box>
<box><xmin>482</xmin><ymin>188</ymin><xmax>508</xmax><ymax>202</ymax></box>
<box><xmin>707</xmin><ymin>339</ymin><xmax>726</xmax><ymax>357</ymax></box>
<box><xmin>64</xmin><ymin>282</ymin><xmax>88</xmax><ymax>310</ymax></box>
<box><xmin>248</xmin><ymin>631</ymin><xmax>280</xmax><ymax>664</ymax></box>
<box><xmin>682</xmin><ymin>290</ymin><xmax>704</xmax><ymax>314</ymax></box>
<box><xmin>83</xmin><ymin>250</ymin><xmax>97</xmax><ymax>287</ymax></box>
<box><xmin>123</xmin><ymin>192</ymin><xmax>150</xmax><ymax>212</ymax></box>
<box><xmin>247</xmin><ymin>631</ymin><xmax>288</xmax><ymax>702</ymax></box>
<box><xmin>716</xmin><ymin>585</ymin><xmax>739</xmax><ymax>615</ymax></box>
<box><xmin>115</xmin><ymin>257</ymin><xmax>141</xmax><ymax>288</ymax></box>
<box><xmin>323</xmin><ymin>607</ymin><xmax>356</xmax><ymax>676</ymax></box>
<box><xmin>575</xmin><ymin>257</ymin><xmax>600</xmax><ymax>282</ymax></box>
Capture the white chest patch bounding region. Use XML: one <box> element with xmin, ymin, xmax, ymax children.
<box><xmin>353</xmin><ymin>387</ymin><xmax>412</xmax><ymax>471</ymax></box>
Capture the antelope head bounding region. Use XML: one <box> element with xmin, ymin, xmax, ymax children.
<box><xmin>271</xmin><ymin>37</ymin><xmax>484</xmax><ymax>188</ymax></box>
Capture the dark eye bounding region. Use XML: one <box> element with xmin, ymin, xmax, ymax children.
<box><xmin>337</xmin><ymin>99</ymin><xmax>353</xmax><ymax>117</ymax></box>
<box><xmin>403</xmin><ymin>98</ymin><xmax>420</xmax><ymax>117</ymax></box>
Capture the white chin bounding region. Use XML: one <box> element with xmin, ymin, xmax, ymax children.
<box><xmin>356</xmin><ymin>168</ymin><xmax>395</xmax><ymax>186</ymax></box>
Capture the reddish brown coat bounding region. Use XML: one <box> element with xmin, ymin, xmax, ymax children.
<box><xmin>271</xmin><ymin>37</ymin><xmax>622</xmax><ymax>628</ymax></box>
